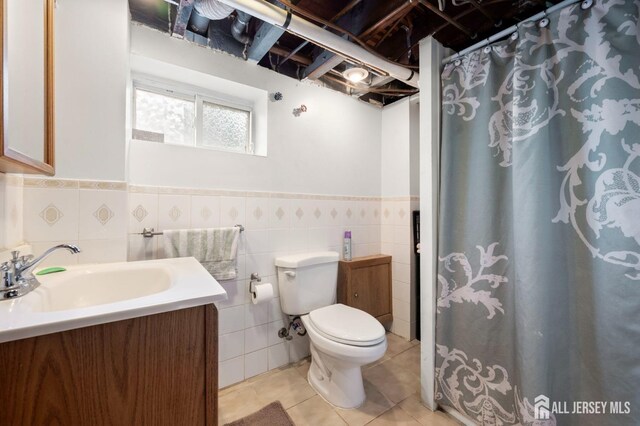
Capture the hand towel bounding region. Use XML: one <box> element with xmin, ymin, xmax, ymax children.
<box><xmin>163</xmin><ymin>227</ymin><xmax>240</xmax><ymax>280</ymax></box>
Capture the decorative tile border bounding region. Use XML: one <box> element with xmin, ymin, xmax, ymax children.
<box><xmin>23</xmin><ymin>178</ymin><xmax>79</xmax><ymax>189</ymax></box>
<box><xmin>24</xmin><ymin>178</ymin><xmax>127</xmax><ymax>191</ymax></box>
<box><xmin>79</xmin><ymin>181</ymin><xmax>128</xmax><ymax>191</ymax></box>
<box><xmin>22</xmin><ymin>178</ymin><xmax>419</xmax><ymax>201</ymax></box>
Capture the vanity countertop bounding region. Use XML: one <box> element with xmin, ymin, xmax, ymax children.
<box><xmin>0</xmin><ymin>257</ymin><xmax>227</xmax><ymax>343</ymax></box>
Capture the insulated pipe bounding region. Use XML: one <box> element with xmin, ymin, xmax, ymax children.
<box><xmin>216</xmin><ymin>0</ymin><xmax>420</xmax><ymax>88</ymax></box>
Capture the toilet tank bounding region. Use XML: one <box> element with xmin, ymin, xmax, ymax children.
<box><xmin>275</xmin><ymin>252</ymin><xmax>340</xmax><ymax>315</ymax></box>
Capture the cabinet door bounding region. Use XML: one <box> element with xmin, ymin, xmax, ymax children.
<box><xmin>350</xmin><ymin>263</ymin><xmax>391</xmax><ymax>318</ymax></box>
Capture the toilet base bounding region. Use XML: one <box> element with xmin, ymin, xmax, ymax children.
<box><xmin>307</xmin><ymin>343</ymin><xmax>366</xmax><ymax>409</ymax></box>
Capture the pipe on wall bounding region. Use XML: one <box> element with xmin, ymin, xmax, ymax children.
<box><xmin>216</xmin><ymin>0</ymin><xmax>420</xmax><ymax>88</ymax></box>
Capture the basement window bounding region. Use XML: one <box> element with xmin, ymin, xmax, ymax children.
<box><xmin>132</xmin><ymin>80</ymin><xmax>253</xmax><ymax>154</ymax></box>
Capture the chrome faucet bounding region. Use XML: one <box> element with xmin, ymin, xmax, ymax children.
<box><xmin>1</xmin><ymin>244</ymin><xmax>81</xmax><ymax>300</ymax></box>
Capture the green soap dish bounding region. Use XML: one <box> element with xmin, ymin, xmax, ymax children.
<box><xmin>36</xmin><ymin>267</ymin><xmax>67</xmax><ymax>276</ymax></box>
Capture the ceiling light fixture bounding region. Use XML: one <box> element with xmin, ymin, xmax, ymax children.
<box><xmin>342</xmin><ymin>67</ymin><xmax>369</xmax><ymax>83</ymax></box>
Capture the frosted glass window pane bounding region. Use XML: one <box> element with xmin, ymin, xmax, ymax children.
<box><xmin>134</xmin><ymin>89</ymin><xmax>195</xmax><ymax>146</ymax></box>
<box><xmin>201</xmin><ymin>102</ymin><xmax>250</xmax><ymax>153</ymax></box>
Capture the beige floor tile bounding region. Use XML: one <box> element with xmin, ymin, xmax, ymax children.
<box><xmin>389</xmin><ymin>345</ymin><xmax>421</xmax><ymax>377</ymax></box>
<box><xmin>363</xmin><ymin>357</ymin><xmax>420</xmax><ymax>403</ymax></box>
<box><xmin>386</xmin><ymin>332</ymin><xmax>415</xmax><ymax>357</ymax></box>
<box><xmin>335</xmin><ymin>379</ymin><xmax>395</xmax><ymax>426</ymax></box>
<box><xmin>287</xmin><ymin>395</ymin><xmax>347</xmax><ymax>426</ymax></box>
<box><xmin>294</xmin><ymin>357</ymin><xmax>311</xmax><ymax>378</ymax></box>
<box><xmin>368</xmin><ymin>406</ymin><xmax>421</xmax><ymax>426</ymax></box>
<box><xmin>250</xmin><ymin>368</ymin><xmax>316</xmax><ymax>409</ymax></box>
<box><xmin>399</xmin><ymin>394</ymin><xmax>461</xmax><ymax>425</ymax></box>
<box><xmin>218</xmin><ymin>386</ymin><xmax>264</xmax><ymax>425</ymax></box>
<box><xmin>218</xmin><ymin>379</ymin><xmax>252</xmax><ymax>397</ymax></box>
<box><xmin>410</xmin><ymin>339</ymin><xmax>420</xmax><ymax>347</ymax></box>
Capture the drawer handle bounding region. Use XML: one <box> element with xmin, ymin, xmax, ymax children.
<box><xmin>354</xmin><ymin>293</ymin><xmax>358</xmax><ymax>298</ymax></box>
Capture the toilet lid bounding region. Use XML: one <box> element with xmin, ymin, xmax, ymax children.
<box><xmin>309</xmin><ymin>304</ymin><xmax>386</xmax><ymax>347</ymax></box>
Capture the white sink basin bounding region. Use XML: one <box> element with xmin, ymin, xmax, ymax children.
<box><xmin>0</xmin><ymin>257</ymin><xmax>227</xmax><ymax>343</ymax></box>
<box><xmin>31</xmin><ymin>265</ymin><xmax>173</xmax><ymax>312</ymax></box>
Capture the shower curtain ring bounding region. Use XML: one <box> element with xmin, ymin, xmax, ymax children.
<box><xmin>581</xmin><ymin>0</ymin><xmax>593</xmax><ymax>9</ymax></box>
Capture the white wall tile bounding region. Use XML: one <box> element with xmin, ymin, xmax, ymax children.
<box><xmin>289</xmin><ymin>334</ymin><xmax>310</xmax><ymax>362</ymax></box>
<box><xmin>391</xmin><ymin>319</ymin><xmax>411</xmax><ymax>340</ymax></box>
<box><xmin>268</xmin><ymin>320</ymin><xmax>286</xmax><ymax>346</ymax></box>
<box><xmin>268</xmin><ymin>229</ymin><xmax>289</xmax><ymax>253</ymax></box>
<box><xmin>77</xmin><ymin>239</ymin><xmax>127</xmax><ymax>264</ymax></box>
<box><xmin>79</xmin><ymin>190</ymin><xmax>127</xmax><ymax>240</ymax></box>
<box><xmin>24</xmin><ymin>188</ymin><xmax>79</xmax><ymax>243</ymax></box>
<box><xmin>128</xmin><ymin>234</ymin><xmax>157</xmax><ymax>261</ymax></box>
<box><xmin>128</xmin><ymin>192</ymin><xmax>158</xmax><ymax>233</ymax></box>
<box><xmin>189</xmin><ymin>195</ymin><xmax>220</xmax><ymax>229</ymax></box>
<box><xmin>393</xmin><ymin>298</ymin><xmax>410</xmax><ymax>322</ymax></box>
<box><xmin>216</xmin><ymin>279</ymin><xmax>249</xmax><ymax>309</ymax></box>
<box><xmin>244</xmin><ymin>324</ymin><xmax>269</xmax><ymax>353</ymax></box>
<box><xmin>219</xmin><ymin>305</ymin><xmax>245</xmax><ymax>334</ymax></box>
<box><xmin>244</xmin><ymin>302</ymin><xmax>269</xmax><ymax>328</ymax></box>
<box><xmin>244</xmin><ymin>229</ymin><xmax>269</xmax><ymax>254</ymax></box>
<box><xmin>219</xmin><ymin>356</ymin><xmax>244</xmax><ymax>388</ymax></box>
<box><xmin>381</xmin><ymin>201</ymin><xmax>394</xmax><ymax>226</ymax></box>
<box><xmin>393</xmin><ymin>280</ymin><xmax>411</xmax><ymax>304</ymax></box>
<box><xmin>268</xmin><ymin>198</ymin><xmax>291</xmax><ymax>229</ymax></box>
<box><xmin>268</xmin><ymin>342</ymin><xmax>289</xmax><ymax>370</ymax></box>
<box><xmin>219</xmin><ymin>196</ymin><xmax>246</xmax><ymax>228</ymax></box>
<box><xmin>245</xmin><ymin>197</ymin><xmax>269</xmax><ymax>230</ymax></box>
<box><xmin>246</xmin><ymin>252</ymin><xmax>275</xmax><ymax>278</ymax></box>
<box><xmin>220</xmin><ymin>331</ymin><xmax>245</xmax><ymax>361</ymax></box>
<box><xmin>244</xmin><ymin>349</ymin><xmax>268</xmax><ymax>379</ymax></box>
<box><xmin>393</xmin><ymin>261</ymin><xmax>411</xmax><ymax>284</ymax></box>
<box><xmin>158</xmin><ymin>194</ymin><xmax>191</xmax><ymax>231</ymax></box>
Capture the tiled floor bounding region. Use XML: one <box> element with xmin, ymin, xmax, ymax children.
<box><xmin>218</xmin><ymin>333</ymin><xmax>460</xmax><ymax>425</ymax></box>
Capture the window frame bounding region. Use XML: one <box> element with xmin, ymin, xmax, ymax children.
<box><xmin>132</xmin><ymin>76</ymin><xmax>254</xmax><ymax>155</ymax></box>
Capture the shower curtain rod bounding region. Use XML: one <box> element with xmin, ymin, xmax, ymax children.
<box><xmin>443</xmin><ymin>0</ymin><xmax>584</xmax><ymax>64</ymax></box>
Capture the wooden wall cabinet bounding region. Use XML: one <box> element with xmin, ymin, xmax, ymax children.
<box><xmin>0</xmin><ymin>305</ymin><xmax>218</xmax><ymax>426</ymax></box>
<box><xmin>338</xmin><ymin>255</ymin><xmax>392</xmax><ymax>324</ymax></box>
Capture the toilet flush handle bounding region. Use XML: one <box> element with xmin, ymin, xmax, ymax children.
<box><xmin>284</xmin><ymin>270</ymin><xmax>296</xmax><ymax>277</ymax></box>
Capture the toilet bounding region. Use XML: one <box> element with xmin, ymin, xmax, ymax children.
<box><xmin>275</xmin><ymin>251</ymin><xmax>387</xmax><ymax>409</ymax></box>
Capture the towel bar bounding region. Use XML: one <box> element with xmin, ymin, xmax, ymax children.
<box><xmin>139</xmin><ymin>225</ymin><xmax>244</xmax><ymax>238</ymax></box>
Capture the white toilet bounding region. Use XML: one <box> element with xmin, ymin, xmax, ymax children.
<box><xmin>275</xmin><ymin>251</ymin><xmax>387</xmax><ymax>409</ymax></box>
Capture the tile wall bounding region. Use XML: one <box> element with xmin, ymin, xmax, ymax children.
<box><xmin>126</xmin><ymin>185</ymin><xmax>383</xmax><ymax>388</ymax></box>
<box><xmin>22</xmin><ymin>179</ymin><xmax>128</xmax><ymax>265</ymax></box>
<box><xmin>18</xmin><ymin>177</ymin><xmax>419</xmax><ymax>388</ymax></box>
<box><xmin>0</xmin><ymin>174</ymin><xmax>24</xmax><ymax>249</ymax></box>
<box><xmin>381</xmin><ymin>198</ymin><xmax>420</xmax><ymax>340</ymax></box>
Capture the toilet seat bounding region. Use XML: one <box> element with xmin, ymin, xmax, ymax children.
<box><xmin>308</xmin><ymin>304</ymin><xmax>385</xmax><ymax>347</ymax></box>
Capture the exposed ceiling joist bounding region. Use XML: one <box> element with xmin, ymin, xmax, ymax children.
<box><xmin>303</xmin><ymin>0</ymin><xmax>416</xmax><ymax>80</ymax></box>
<box><xmin>279</xmin><ymin>0</ymin><xmax>365</xmax><ymax>67</ymax></box>
<box><xmin>172</xmin><ymin>0</ymin><xmax>195</xmax><ymax>38</ymax></box>
<box><xmin>247</xmin><ymin>22</ymin><xmax>286</xmax><ymax>63</ymax></box>
<box><xmin>304</xmin><ymin>54</ymin><xmax>344</xmax><ymax>80</ymax></box>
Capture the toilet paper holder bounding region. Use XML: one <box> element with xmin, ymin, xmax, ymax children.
<box><xmin>249</xmin><ymin>272</ymin><xmax>261</xmax><ymax>297</ymax></box>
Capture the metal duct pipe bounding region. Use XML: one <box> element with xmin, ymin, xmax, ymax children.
<box><xmin>194</xmin><ymin>0</ymin><xmax>234</xmax><ymax>20</ymax></box>
<box><xmin>216</xmin><ymin>0</ymin><xmax>420</xmax><ymax>88</ymax></box>
<box><xmin>231</xmin><ymin>11</ymin><xmax>251</xmax><ymax>45</ymax></box>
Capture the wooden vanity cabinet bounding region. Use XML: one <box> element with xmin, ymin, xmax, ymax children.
<box><xmin>338</xmin><ymin>255</ymin><xmax>393</xmax><ymax>324</ymax></box>
<box><xmin>0</xmin><ymin>304</ymin><xmax>218</xmax><ymax>426</ymax></box>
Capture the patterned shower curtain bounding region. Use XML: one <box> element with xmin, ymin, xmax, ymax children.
<box><xmin>435</xmin><ymin>0</ymin><xmax>639</xmax><ymax>425</ymax></box>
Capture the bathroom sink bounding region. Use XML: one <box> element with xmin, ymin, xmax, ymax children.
<box><xmin>0</xmin><ymin>257</ymin><xmax>227</xmax><ymax>343</ymax></box>
<box><xmin>30</xmin><ymin>264</ymin><xmax>173</xmax><ymax>312</ymax></box>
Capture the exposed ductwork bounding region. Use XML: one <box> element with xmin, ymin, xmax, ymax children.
<box><xmin>193</xmin><ymin>0</ymin><xmax>234</xmax><ymax>20</ymax></box>
<box><xmin>231</xmin><ymin>11</ymin><xmax>251</xmax><ymax>45</ymax></box>
<box><xmin>194</xmin><ymin>0</ymin><xmax>252</xmax><ymax>45</ymax></box>
<box><xmin>215</xmin><ymin>0</ymin><xmax>420</xmax><ymax>88</ymax></box>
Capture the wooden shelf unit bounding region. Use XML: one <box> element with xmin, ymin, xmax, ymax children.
<box><xmin>338</xmin><ymin>255</ymin><xmax>393</xmax><ymax>325</ymax></box>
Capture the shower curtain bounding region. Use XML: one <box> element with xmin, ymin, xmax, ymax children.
<box><xmin>436</xmin><ymin>0</ymin><xmax>639</xmax><ymax>425</ymax></box>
